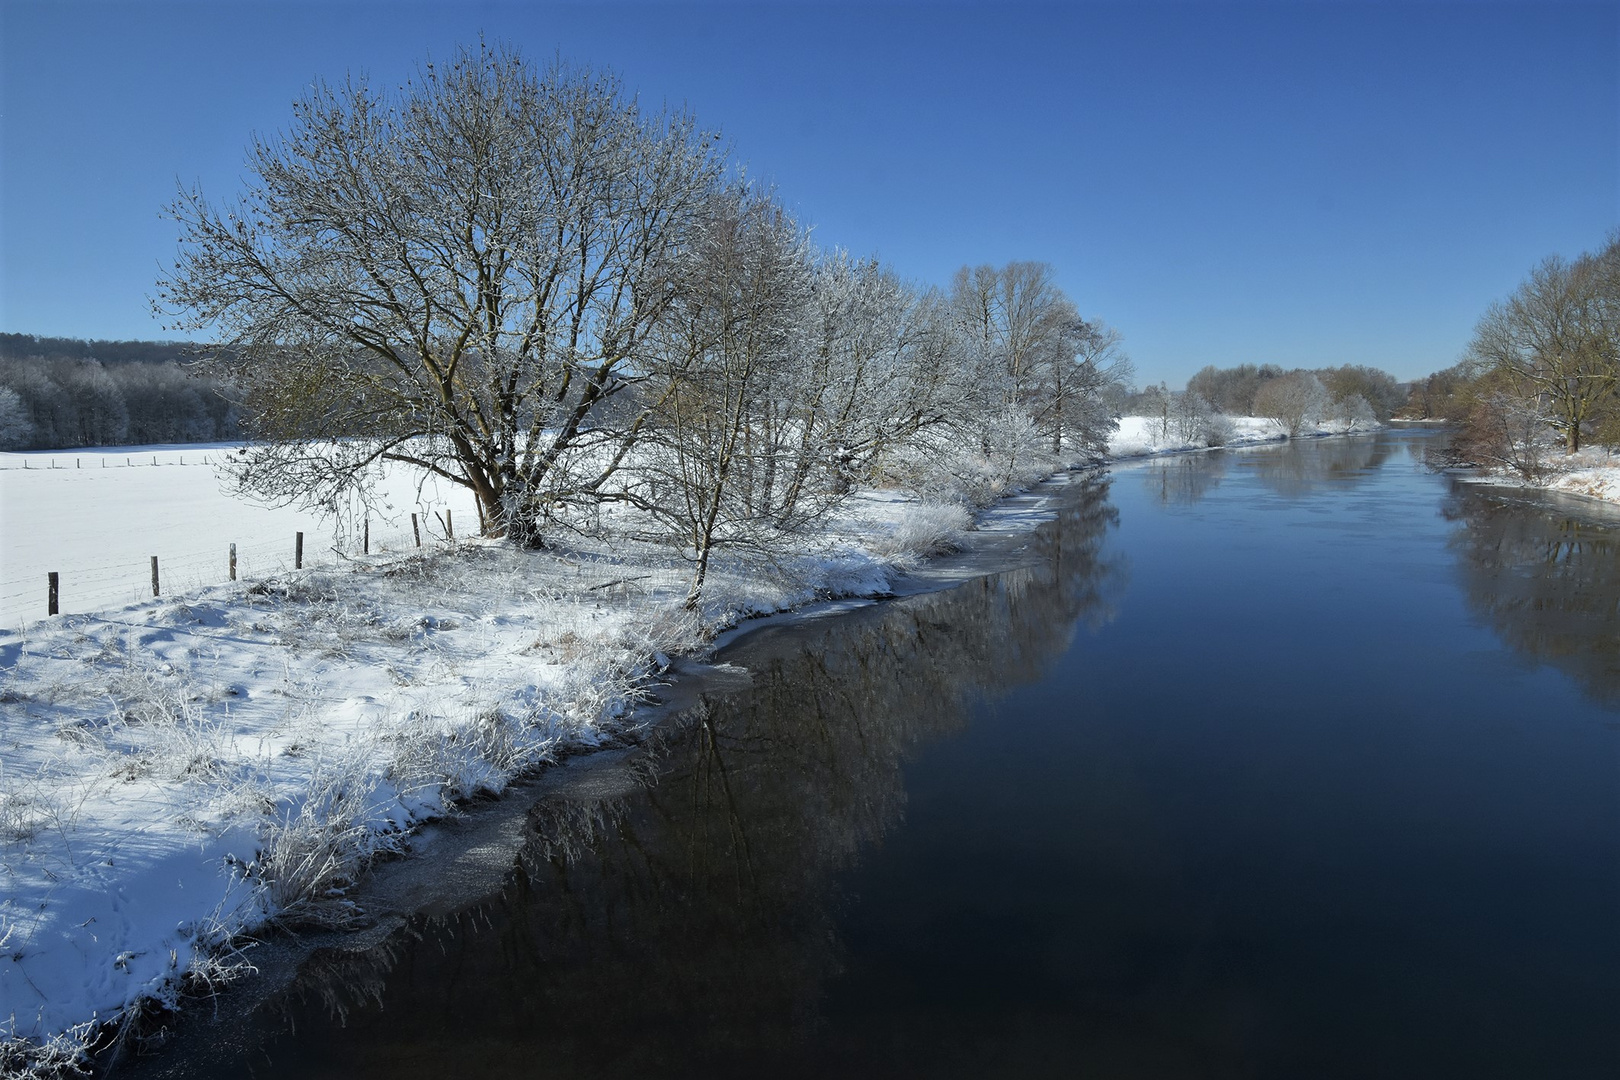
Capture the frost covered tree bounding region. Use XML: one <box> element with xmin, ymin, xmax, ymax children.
<box><xmin>1031</xmin><ymin>318</ymin><xmax>1132</xmax><ymax>457</ymax></box>
<box><xmin>1138</xmin><ymin>382</ymin><xmax>1172</xmax><ymax>442</ymax></box>
<box><xmin>945</xmin><ymin>262</ymin><xmax>1123</xmax><ymax>463</ymax></box>
<box><xmin>0</xmin><ymin>386</ymin><xmax>34</xmax><ymax>448</ymax></box>
<box><xmin>626</xmin><ymin>185</ymin><xmax>816</xmax><ymax>607</ymax></box>
<box><xmin>1253</xmin><ymin>371</ymin><xmax>1326</xmax><ymax>437</ymax></box>
<box><xmin>157</xmin><ymin>43</ymin><xmax>728</xmax><ymax>545</ymax></box>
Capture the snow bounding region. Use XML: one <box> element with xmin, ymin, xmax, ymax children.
<box><xmin>1430</xmin><ymin>435</ymin><xmax>1620</xmax><ymax>508</ymax></box>
<box><xmin>1105</xmin><ymin>413</ymin><xmax>1364</xmax><ymax>458</ymax></box>
<box><xmin>1533</xmin><ymin>447</ymin><xmax>1620</xmax><ymax>504</ymax></box>
<box><xmin>0</xmin><ymin>416</ymin><xmax>1428</xmax><ymax>1070</ymax></box>
<box><xmin>0</xmin><ymin>446</ymin><xmax>482</xmax><ymax>631</ymax></box>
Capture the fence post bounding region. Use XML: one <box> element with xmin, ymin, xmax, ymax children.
<box><xmin>150</xmin><ymin>557</ymin><xmax>160</xmax><ymax>597</ymax></box>
<box><xmin>363</xmin><ymin>518</ymin><xmax>370</xmax><ymax>555</ymax></box>
<box><xmin>295</xmin><ymin>532</ymin><xmax>304</xmax><ymax>570</ymax></box>
<box><xmin>230</xmin><ymin>543</ymin><xmax>237</xmax><ymax>581</ymax></box>
<box><xmin>412</xmin><ymin>513</ymin><xmax>421</xmax><ymax>548</ymax></box>
<box><xmin>446</xmin><ymin>510</ymin><xmax>454</xmax><ymax>540</ymax></box>
<box><xmin>48</xmin><ymin>573</ymin><xmax>58</xmax><ymax>616</ymax></box>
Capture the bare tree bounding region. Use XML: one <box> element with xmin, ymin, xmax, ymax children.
<box><xmin>1448</xmin><ymin>368</ymin><xmax>1554</xmax><ymax>480</ymax></box>
<box><xmin>1466</xmin><ymin>244</ymin><xmax>1619</xmax><ymax>453</ymax></box>
<box><xmin>1032</xmin><ymin>318</ymin><xmax>1132</xmax><ymax>457</ymax></box>
<box><xmin>945</xmin><ymin>262</ymin><xmax>1121</xmax><ymax>463</ymax></box>
<box><xmin>157</xmin><ymin>43</ymin><xmax>727</xmax><ymax>545</ymax></box>
<box><xmin>1139</xmin><ymin>382</ymin><xmax>1172</xmax><ymax>442</ymax></box>
<box><xmin>626</xmin><ymin>185</ymin><xmax>815</xmax><ymax>608</ymax></box>
<box><xmin>1253</xmin><ymin>371</ymin><xmax>1326</xmax><ymax>437</ymax></box>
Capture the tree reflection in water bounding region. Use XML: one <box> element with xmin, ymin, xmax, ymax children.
<box><xmin>1444</xmin><ymin>480</ymin><xmax>1620</xmax><ymax>705</ymax></box>
<box><xmin>181</xmin><ymin>477</ymin><xmax>1123</xmax><ymax>1079</ymax></box>
<box><xmin>1135</xmin><ymin>434</ymin><xmax>1393</xmax><ymax>508</ymax></box>
<box><xmin>1237</xmin><ymin>434</ymin><xmax>1393</xmax><ymax>500</ymax></box>
<box><xmin>1138</xmin><ymin>451</ymin><xmax>1226</xmax><ymax>506</ymax></box>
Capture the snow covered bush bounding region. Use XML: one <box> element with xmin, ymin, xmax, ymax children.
<box><xmin>865</xmin><ymin>502</ymin><xmax>972</xmax><ymax>564</ymax></box>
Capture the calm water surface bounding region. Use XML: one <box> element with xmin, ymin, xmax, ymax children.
<box><xmin>164</xmin><ymin>431</ymin><xmax>1619</xmax><ymax>1079</ymax></box>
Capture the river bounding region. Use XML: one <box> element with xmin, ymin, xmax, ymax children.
<box><xmin>132</xmin><ymin>429</ymin><xmax>1619</xmax><ymax>1079</ymax></box>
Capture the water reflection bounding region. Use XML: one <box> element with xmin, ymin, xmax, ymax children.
<box><xmin>1237</xmin><ymin>434</ymin><xmax>1393</xmax><ymax>500</ymax></box>
<box><xmin>1444</xmin><ymin>481</ymin><xmax>1620</xmax><ymax>704</ymax></box>
<box><xmin>1136</xmin><ymin>435</ymin><xmax>1396</xmax><ymax>507</ymax></box>
<box><xmin>1138</xmin><ymin>452</ymin><xmax>1226</xmax><ymax>506</ymax></box>
<box><xmin>176</xmin><ymin>478</ymin><xmax>1124</xmax><ymax>1079</ymax></box>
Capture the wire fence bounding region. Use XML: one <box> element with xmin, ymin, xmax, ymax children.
<box><xmin>0</xmin><ymin>452</ymin><xmax>226</xmax><ymax>470</ymax></box>
<box><xmin>0</xmin><ymin>446</ymin><xmax>488</xmax><ymax>629</ymax></box>
<box><xmin>2</xmin><ymin>508</ymin><xmax>469</xmax><ymax>628</ymax></box>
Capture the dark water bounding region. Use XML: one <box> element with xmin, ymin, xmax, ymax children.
<box><xmin>161</xmin><ymin>431</ymin><xmax>1619</xmax><ymax>1079</ymax></box>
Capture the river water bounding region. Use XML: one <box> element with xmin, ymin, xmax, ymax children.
<box><xmin>150</xmin><ymin>430</ymin><xmax>1619</xmax><ymax>1078</ymax></box>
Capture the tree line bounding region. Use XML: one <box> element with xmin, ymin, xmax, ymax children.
<box><xmin>0</xmin><ymin>340</ymin><xmax>239</xmax><ymax>450</ymax></box>
<box><xmin>155</xmin><ymin>43</ymin><xmax>1131</xmax><ymax>605</ymax></box>
<box><xmin>1407</xmin><ymin>233</ymin><xmax>1620</xmax><ymax>479</ymax></box>
<box><xmin>1124</xmin><ymin>361</ymin><xmax>1404</xmax><ymax>444</ymax></box>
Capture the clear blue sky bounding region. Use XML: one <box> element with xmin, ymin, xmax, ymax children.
<box><xmin>1</xmin><ymin>0</ymin><xmax>1615</xmax><ymax>387</ymax></box>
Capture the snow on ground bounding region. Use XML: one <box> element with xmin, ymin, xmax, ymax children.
<box><xmin>0</xmin><ymin>446</ymin><xmax>482</xmax><ymax>631</ymax></box>
<box><xmin>1</xmin><ymin>415</ymin><xmax>1418</xmax><ymax>1071</ymax></box>
<box><xmin>1534</xmin><ymin>446</ymin><xmax>1620</xmax><ymax>504</ymax></box>
<box><xmin>1105</xmin><ymin>413</ymin><xmax>1365</xmax><ymax>458</ymax></box>
<box><xmin>1424</xmin><ymin>432</ymin><xmax>1620</xmax><ymax>508</ymax></box>
<box><xmin>0</xmin><ymin>449</ymin><xmax>984</xmax><ymax>1073</ymax></box>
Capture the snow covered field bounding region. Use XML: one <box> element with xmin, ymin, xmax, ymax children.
<box><xmin>0</xmin><ymin>446</ymin><xmax>482</xmax><ymax>631</ymax></box>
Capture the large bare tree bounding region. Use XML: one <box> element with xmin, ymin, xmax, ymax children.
<box><xmin>1466</xmin><ymin>243</ymin><xmax>1620</xmax><ymax>453</ymax></box>
<box><xmin>156</xmin><ymin>43</ymin><xmax>727</xmax><ymax>545</ymax></box>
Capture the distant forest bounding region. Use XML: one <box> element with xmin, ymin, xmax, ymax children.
<box><xmin>0</xmin><ymin>333</ymin><xmax>240</xmax><ymax>449</ymax></box>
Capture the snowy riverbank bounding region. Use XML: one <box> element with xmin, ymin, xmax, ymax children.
<box><xmin>0</xmin><ymin>416</ymin><xmax>1350</xmax><ymax>1073</ymax></box>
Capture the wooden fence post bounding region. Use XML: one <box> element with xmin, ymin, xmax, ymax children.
<box><xmin>230</xmin><ymin>543</ymin><xmax>237</xmax><ymax>581</ymax></box>
<box><xmin>295</xmin><ymin>532</ymin><xmax>304</xmax><ymax>570</ymax></box>
<box><xmin>150</xmin><ymin>557</ymin><xmax>160</xmax><ymax>597</ymax></box>
<box><xmin>412</xmin><ymin>513</ymin><xmax>421</xmax><ymax>548</ymax></box>
<box><xmin>48</xmin><ymin>573</ymin><xmax>58</xmax><ymax>616</ymax></box>
<box><xmin>446</xmin><ymin>510</ymin><xmax>454</xmax><ymax>540</ymax></box>
<box><xmin>363</xmin><ymin>518</ymin><xmax>370</xmax><ymax>555</ymax></box>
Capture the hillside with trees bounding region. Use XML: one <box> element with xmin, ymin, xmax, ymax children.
<box><xmin>0</xmin><ymin>335</ymin><xmax>238</xmax><ymax>449</ymax></box>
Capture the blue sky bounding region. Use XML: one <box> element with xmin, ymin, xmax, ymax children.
<box><xmin>1</xmin><ymin>0</ymin><xmax>1615</xmax><ymax>387</ymax></box>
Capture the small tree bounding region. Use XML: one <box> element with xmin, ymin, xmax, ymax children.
<box><xmin>1139</xmin><ymin>382</ymin><xmax>1172</xmax><ymax>443</ymax></box>
<box><xmin>1253</xmin><ymin>371</ymin><xmax>1326</xmax><ymax>437</ymax></box>
<box><xmin>157</xmin><ymin>43</ymin><xmax>727</xmax><ymax>545</ymax></box>
<box><xmin>1449</xmin><ymin>368</ymin><xmax>1553</xmax><ymax>480</ymax></box>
